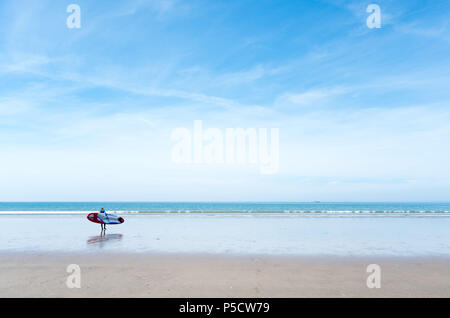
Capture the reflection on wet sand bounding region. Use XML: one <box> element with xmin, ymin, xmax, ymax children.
<box><xmin>87</xmin><ymin>233</ymin><xmax>123</xmax><ymax>248</ymax></box>
<box><xmin>1</xmin><ymin>215</ymin><xmax>450</xmax><ymax>255</ymax></box>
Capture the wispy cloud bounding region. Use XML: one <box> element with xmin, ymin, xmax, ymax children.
<box><xmin>274</xmin><ymin>87</ymin><xmax>348</xmax><ymax>108</ymax></box>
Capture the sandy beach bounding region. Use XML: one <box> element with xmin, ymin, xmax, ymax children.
<box><xmin>1</xmin><ymin>253</ymin><xmax>449</xmax><ymax>298</ymax></box>
<box><xmin>1</xmin><ymin>213</ymin><xmax>450</xmax><ymax>297</ymax></box>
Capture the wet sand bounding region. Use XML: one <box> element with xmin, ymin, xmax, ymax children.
<box><xmin>2</xmin><ymin>214</ymin><xmax>450</xmax><ymax>256</ymax></box>
<box><xmin>1</xmin><ymin>214</ymin><xmax>450</xmax><ymax>297</ymax></box>
<box><xmin>1</xmin><ymin>253</ymin><xmax>449</xmax><ymax>297</ymax></box>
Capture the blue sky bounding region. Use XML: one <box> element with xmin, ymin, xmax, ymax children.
<box><xmin>0</xmin><ymin>0</ymin><xmax>449</xmax><ymax>201</ymax></box>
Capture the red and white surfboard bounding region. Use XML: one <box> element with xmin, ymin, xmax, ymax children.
<box><xmin>87</xmin><ymin>212</ymin><xmax>124</xmax><ymax>225</ymax></box>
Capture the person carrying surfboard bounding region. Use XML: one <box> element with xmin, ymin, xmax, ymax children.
<box><xmin>86</xmin><ymin>209</ymin><xmax>124</xmax><ymax>230</ymax></box>
<box><xmin>99</xmin><ymin>208</ymin><xmax>108</xmax><ymax>231</ymax></box>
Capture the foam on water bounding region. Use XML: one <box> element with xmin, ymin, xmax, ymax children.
<box><xmin>0</xmin><ymin>202</ymin><xmax>449</xmax><ymax>215</ymax></box>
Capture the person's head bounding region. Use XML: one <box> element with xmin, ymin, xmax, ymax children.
<box><xmin>100</xmin><ymin>208</ymin><xmax>104</xmax><ymax>212</ymax></box>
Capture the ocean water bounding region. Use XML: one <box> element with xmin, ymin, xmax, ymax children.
<box><xmin>0</xmin><ymin>214</ymin><xmax>449</xmax><ymax>256</ymax></box>
<box><xmin>1</xmin><ymin>203</ymin><xmax>449</xmax><ymax>256</ymax></box>
<box><xmin>0</xmin><ymin>202</ymin><xmax>449</xmax><ymax>214</ymax></box>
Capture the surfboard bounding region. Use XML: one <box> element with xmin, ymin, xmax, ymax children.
<box><xmin>87</xmin><ymin>212</ymin><xmax>124</xmax><ymax>225</ymax></box>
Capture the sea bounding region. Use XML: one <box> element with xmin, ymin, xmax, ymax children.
<box><xmin>1</xmin><ymin>202</ymin><xmax>449</xmax><ymax>256</ymax></box>
<box><xmin>0</xmin><ymin>201</ymin><xmax>449</xmax><ymax>214</ymax></box>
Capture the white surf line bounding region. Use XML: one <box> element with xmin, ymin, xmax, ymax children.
<box><xmin>0</xmin><ymin>211</ymin><xmax>146</xmax><ymax>215</ymax></box>
<box><xmin>0</xmin><ymin>211</ymin><xmax>88</xmax><ymax>215</ymax></box>
<box><xmin>0</xmin><ymin>210</ymin><xmax>448</xmax><ymax>216</ymax></box>
<box><xmin>0</xmin><ymin>211</ymin><xmax>133</xmax><ymax>215</ymax></box>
